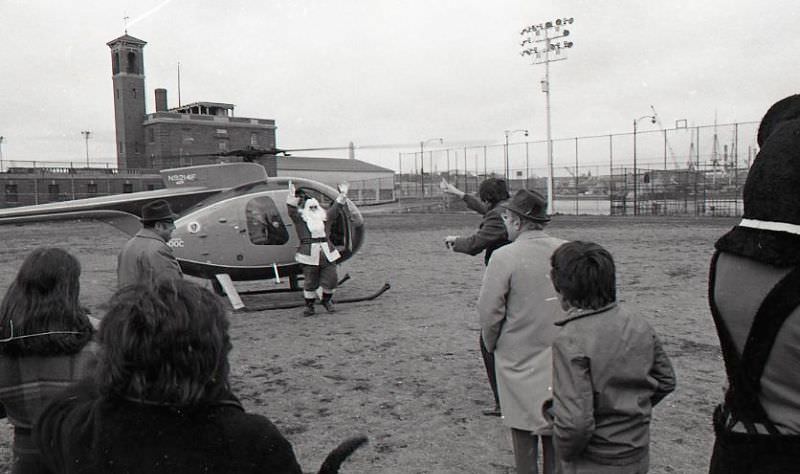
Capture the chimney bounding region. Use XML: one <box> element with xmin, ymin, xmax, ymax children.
<box><xmin>155</xmin><ymin>88</ymin><xmax>168</xmax><ymax>112</ymax></box>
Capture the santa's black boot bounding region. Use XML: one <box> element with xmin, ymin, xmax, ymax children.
<box><xmin>302</xmin><ymin>298</ymin><xmax>316</xmax><ymax>317</ymax></box>
<box><xmin>321</xmin><ymin>292</ymin><xmax>336</xmax><ymax>313</ymax></box>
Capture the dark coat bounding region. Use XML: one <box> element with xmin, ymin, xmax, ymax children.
<box><xmin>33</xmin><ymin>380</ymin><xmax>302</xmax><ymax>474</ymax></box>
<box><xmin>287</xmin><ymin>198</ymin><xmax>343</xmax><ymax>266</ymax></box>
<box><xmin>451</xmin><ymin>194</ymin><xmax>510</xmax><ymax>265</ymax></box>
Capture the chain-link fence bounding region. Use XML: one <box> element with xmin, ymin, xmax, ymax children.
<box><xmin>397</xmin><ymin>120</ymin><xmax>758</xmax><ymax>216</ymax></box>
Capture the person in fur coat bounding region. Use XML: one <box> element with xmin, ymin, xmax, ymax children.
<box><xmin>286</xmin><ymin>181</ymin><xmax>348</xmax><ymax>316</ymax></box>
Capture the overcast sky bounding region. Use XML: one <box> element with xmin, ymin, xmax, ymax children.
<box><xmin>2</xmin><ymin>0</ymin><xmax>799</xmax><ymax>173</ymax></box>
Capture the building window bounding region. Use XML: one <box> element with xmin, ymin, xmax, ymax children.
<box><xmin>146</xmin><ymin>184</ymin><xmax>156</xmax><ymax>191</ymax></box>
<box><xmin>48</xmin><ymin>184</ymin><xmax>60</xmax><ymax>202</ymax></box>
<box><xmin>87</xmin><ymin>183</ymin><xmax>98</xmax><ymax>195</ymax></box>
<box><xmin>132</xmin><ymin>88</ymin><xmax>137</xmax><ymax>98</ymax></box>
<box><xmin>250</xmin><ymin>132</ymin><xmax>258</xmax><ymax>146</ymax></box>
<box><xmin>216</xmin><ymin>129</ymin><xmax>228</xmax><ymax>136</ymax></box>
<box><xmin>126</xmin><ymin>51</ymin><xmax>138</xmax><ymax>74</ymax></box>
<box><xmin>123</xmin><ymin>183</ymin><xmax>133</xmax><ymax>193</ymax></box>
<box><xmin>148</xmin><ymin>128</ymin><xmax>155</xmax><ymax>143</ymax></box>
<box><xmin>218</xmin><ymin>141</ymin><xmax>228</xmax><ymax>152</ymax></box>
<box><xmin>4</xmin><ymin>184</ymin><xmax>18</xmax><ymax>203</ymax></box>
<box><xmin>112</xmin><ymin>52</ymin><xmax>120</xmax><ymax>74</ymax></box>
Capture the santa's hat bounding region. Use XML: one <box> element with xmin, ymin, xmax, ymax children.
<box><xmin>715</xmin><ymin>95</ymin><xmax>800</xmax><ymax>266</ymax></box>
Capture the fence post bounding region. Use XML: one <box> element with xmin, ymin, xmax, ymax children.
<box><xmin>575</xmin><ymin>137</ymin><xmax>579</xmax><ymax>215</ymax></box>
<box><xmin>734</xmin><ymin>122</ymin><xmax>739</xmax><ymax>216</ymax></box>
<box><xmin>608</xmin><ymin>135</ymin><xmax>613</xmax><ymax>216</ymax></box>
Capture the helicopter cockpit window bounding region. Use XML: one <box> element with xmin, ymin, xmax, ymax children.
<box><xmin>245</xmin><ymin>197</ymin><xmax>289</xmax><ymax>246</ymax></box>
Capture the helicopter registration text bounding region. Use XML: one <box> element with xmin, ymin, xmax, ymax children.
<box><xmin>167</xmin><ymin>173</ymin><xmax>197</xmax><ymax>185</ymax></box>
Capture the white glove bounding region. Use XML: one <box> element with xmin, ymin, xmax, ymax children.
<box><xmin>286</xmin><ymin>180</ymin><xmax>299</xmax><ymax>206</ymax></box>
<box><xmin>444</xmin><ymin>235</ymin><xmax>458</xmax><ymax>250</ymax></box>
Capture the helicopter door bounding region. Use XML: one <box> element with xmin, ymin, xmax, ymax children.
<box><xmin>245</xmin><ymin>196</ymin><xmax>289</xmax><ymax>245</ymax></box>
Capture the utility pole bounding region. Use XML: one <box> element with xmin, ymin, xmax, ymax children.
<box><xmin>0</xmin><ymin>136</ymin><xmax>4</xmax><ymax>172</ymax></box>
<box><xmin>520</xmin><ymin>17</ymin><xmax>574</xmax><ymax>214</ymax></box>
<box><xmin>81</xmin><ymin>130</ymin><xmax>92</xmax><ymax>168</ymax></box>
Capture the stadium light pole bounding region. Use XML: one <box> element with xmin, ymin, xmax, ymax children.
<box><xmin>504</xmin><ymin>129</ymin><xmax>529</xmax><ymax>183</ymax></box>
<box><xmin>419</xmin><ymin>137</ymin><xmax>443</xmax><ymax>198</ymax></box>
<box><xmin>520</xmin><ymin>17</ymin><xmax>574</xmax><ymax>214</ymax></box>
<box><xmin>632</xmin><ymin>115</ymin><xmax>656</xmax><ymax>216</ymax></box>
<box><xmin>81</xmin><ymin>130</ymin><xmax>92</xmax><ymax>168</ymax></box>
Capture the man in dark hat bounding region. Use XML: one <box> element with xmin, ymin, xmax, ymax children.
<box><xmin>117</xmin><ymin>199</ymin><xmax>183</xmax><ymax>288</ymax></box>
<box><xmin>708</xmin><ymin>94</ymin><xmax>800</xmax><ymax>473</ymax></box>
<box><xmin>478</xmin><ymin>189</ymin><xmax>564</xmax><ymax>474</ymax></box>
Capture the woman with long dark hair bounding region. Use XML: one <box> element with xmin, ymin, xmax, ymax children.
<box><xmin>0</xmin><ymin>247</ymin><xmax>97</xmax><ymax>474</ymax></box>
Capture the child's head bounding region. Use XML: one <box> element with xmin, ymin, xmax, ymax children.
<box><xmin>550</xmin><ymin>241</ymin><xmax>616</xmax><ymax>310</ymax></box>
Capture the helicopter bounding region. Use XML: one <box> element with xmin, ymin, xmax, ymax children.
<box><xmin>0</xmin><ymin>150</ymin><xmax>374</xmax><ymax>310</ymax></box>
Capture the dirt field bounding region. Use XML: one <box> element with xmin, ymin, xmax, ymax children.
<box><xmin>0</xmin><ymin>212</ymin><xmax>736</xmax><ymax>473</ymax></box>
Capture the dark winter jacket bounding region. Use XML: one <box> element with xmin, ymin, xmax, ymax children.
<box><xmin>33</xmin><ymin>379</ymin><xmax>302</xmax><ymax>474</ymax></box>
<box><xmin>451</xmin><ymin>194</ymin><xmax>510</xmax><ymax>265</ymax></box>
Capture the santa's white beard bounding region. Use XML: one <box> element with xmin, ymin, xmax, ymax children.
<box><xmin>301</xmin><ymin>204</ymin><xmax>327</xmax><ymax>237</ymax></box>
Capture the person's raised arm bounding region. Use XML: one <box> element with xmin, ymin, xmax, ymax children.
<box><xmin>440</xmin><ymin>178</ymin><xmax>465</xmax><ymax>199</ymax></box>
<box><xmin>286</xmin><ymin>180</ymin><xmax>299</xmax><ymax>208</ymax></box>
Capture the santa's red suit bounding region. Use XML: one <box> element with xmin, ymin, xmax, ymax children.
<box><xmin>287</xmin><ymin>192</ymin><xmax>345</xmax><ymax>316</ymax></box>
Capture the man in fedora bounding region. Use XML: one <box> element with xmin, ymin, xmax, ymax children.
<box><xmin>478</xmin><ymin>189</ymin><xmax>565</xmax><ymax>474</ymax></box>
<box><xmin>117</xmin><ymin>199</ymin><xmax>183</xmax><ymax>288</ymax></box>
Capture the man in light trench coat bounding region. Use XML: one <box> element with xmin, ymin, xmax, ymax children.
<box><xmin>478</xmin><ymin>189</ymin><xmax>565</xmax><ymax>474</ymax></box>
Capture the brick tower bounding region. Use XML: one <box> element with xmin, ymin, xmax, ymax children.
<box><xmin>107</xmin><ymin>34</ymin><xmax>147</xmax><ymax>170</ymax></box>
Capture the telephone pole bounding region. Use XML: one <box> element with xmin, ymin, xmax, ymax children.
<box><xmin>520</xmin><ymin>17</ymin><xmax>574</xmax><ymax>214</ymax></box>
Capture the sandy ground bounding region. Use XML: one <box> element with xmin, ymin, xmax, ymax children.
<box><xmin>0</xmin><ymin>212</ymin><xmax>736</xmax><ymax>473</ymax></box>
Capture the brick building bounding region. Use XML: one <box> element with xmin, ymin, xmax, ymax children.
<box><xmin>108</xmin><ymin>34</ymin><xmax>276</xmax><ymax>171</ymax></box>
<box><xmin>1</xmin><ymin>168</ymin><xmax>161</xmax><ymax>207</ymax></box>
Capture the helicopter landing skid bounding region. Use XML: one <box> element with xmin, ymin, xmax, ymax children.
<box><xmin>236</xmin><ymin>281</ymin><xmax>391</xmax><ymax>313</ymax></box>
<box><xmin>235</xmin><ymin>274</ymin><xmax>351</xmax><ymax>296</ymax></box>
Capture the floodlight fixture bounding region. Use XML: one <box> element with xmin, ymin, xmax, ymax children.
<box><xmin>518</xmin><ymin>16</ymin><xmax>576</xmax><ymax>213</ymax></box>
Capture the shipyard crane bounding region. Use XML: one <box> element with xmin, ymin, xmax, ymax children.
<box><xmin>650</xmin><ymin>105</ymin><xmax>681</xmax><ymax>169</ymax></box>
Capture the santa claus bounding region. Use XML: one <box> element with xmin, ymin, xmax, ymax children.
<box><xmin>286</xmin><ymin>181</ymin><xmax>349</xmax><ymax>316</ymax></box>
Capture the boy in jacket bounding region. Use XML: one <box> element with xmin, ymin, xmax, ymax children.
<box><xmin>549</xmin><ymin>241</ymin><xmax>676</xmax><ymax>473</ymax></box>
